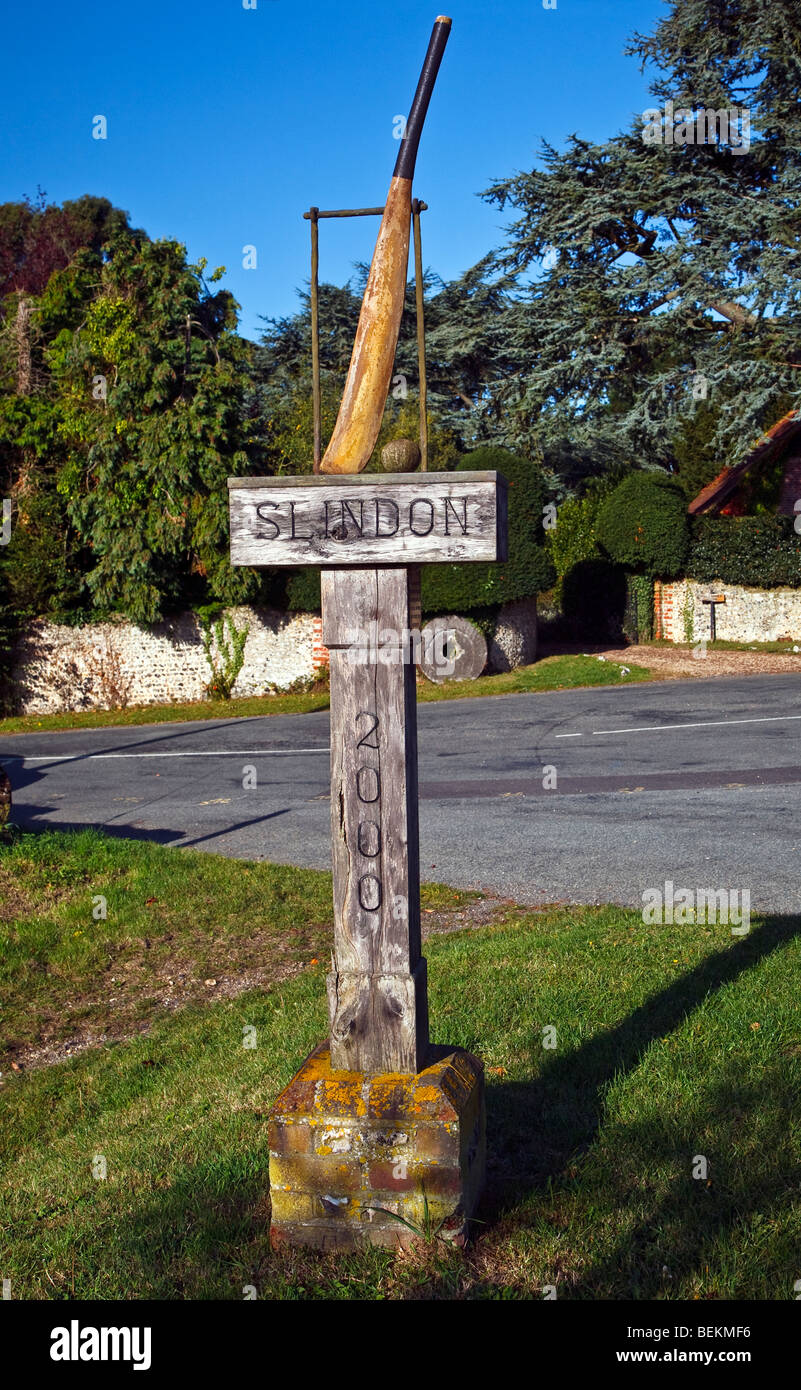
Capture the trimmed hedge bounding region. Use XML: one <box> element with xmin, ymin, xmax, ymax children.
<box><xmin>596</xmin><ymin>471</ymin><xmax>689</xmax><ymax>578</ymax></box>
<box><xmin>547</xmin><ymin>484</ymin><xmax>615</xmax><ymax>601</ymax></box>
<box><xmin>624</xmin><ymin>573</ymin><xmax>653</xmax><ymax>642</ymax></box>
<box><xmin>286</xmin><ymin>447</ymin><xmax>555</xmax><ymax>614</ymax></box>
<box><xmin>687</xmin><ymin>515</ymin><xmax>801</xmax><ymax>587</ymax></box>
<box><xmin>286</xmin><ymin>566</ymin><xmax>321</xmax><ymax>613</ymax></box>
<box><xmin>421</xmin><ymin>447</ymin><xmax>555</xmax><ymax>614</ymax></box>
<box><xmin>284</xmin><ymin>479</ymin><xmax>801</xmax><ymax>615</ymax></box>
<box><xmin>549</xmin><ymin>494</ymin><xmax>600</xmax><ymax>589</ymax></box>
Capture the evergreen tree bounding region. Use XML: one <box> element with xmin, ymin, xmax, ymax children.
<box><xmin>55</xmin><ymin>236</ymin><xmax>260</xmax><ymax>622</ymax></box>
<box><xmin>479</xmin><ymin>0</ymin><xmax>801</xmax><ymax>471</ymax></box>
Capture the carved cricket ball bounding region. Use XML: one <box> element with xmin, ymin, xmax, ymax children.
<box><xmin>381</xmin><ymin>438</ymin><xmax>421</xmax><ymax>472</ymax></box>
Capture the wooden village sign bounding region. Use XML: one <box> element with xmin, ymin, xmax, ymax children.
<box><xmin>229</xmin><ymin>17</ymin><xmax>507</xmax><ymax>1249</ymax></box>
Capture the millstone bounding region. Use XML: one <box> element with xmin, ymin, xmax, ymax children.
<box><xmin>420</xmin><ymin>614</ymin><xmax>487</xmax><ymax>682</ymax></box>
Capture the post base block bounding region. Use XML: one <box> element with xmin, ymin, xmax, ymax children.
<box><xmin>268</xmin><ymin>1042</ymin><xmax>485</xmax><ymax>1251</ymax></box>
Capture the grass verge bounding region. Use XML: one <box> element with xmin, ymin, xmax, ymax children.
<box><xmin>0</xmin><ymin>828</ymin><xmax>471</xmax><ymax>1070</ymax></box>
<box><xmin>0</xmin><ymin>689</ymin><xmax>332</xmax><ymax>737</ymax></box>
<box><xmin>417</xmin><ymin>653</ymin><xmax>649</xmax><ymax>703</ymax></box>
<box><xmin>0</xmin><ymin>655</ymin><xmax>649</xmax><ymax>737</ymax></box>
<box><xmin>1</xmin><ymin>829</ymin><xmax>799</xmax><ymax>1300</ymax></box>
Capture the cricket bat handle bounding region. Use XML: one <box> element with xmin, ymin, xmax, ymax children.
<box><xmin>393</xmin><ymin>16</ymin><xmax>452</xmax><ymax>182</ymax></box>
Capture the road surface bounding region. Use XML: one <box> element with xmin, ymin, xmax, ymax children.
<box><xmin>2</xmin><ymin>674</ymin><xmax>800</xmax><ymax>913</ymax></box>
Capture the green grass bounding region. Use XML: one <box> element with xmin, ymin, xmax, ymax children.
<box><xmin>1</xmin><ymin>829</ymin><xmax>799</xmax><ymax>1300</ymax></box>
<box><xmin>0</xmin><ymin>688</ymin><xmax>332</xmax><ymax>736</ymax></box>
<box><xmin>0</xmin><ymin>655</ymin><xmax>650</xmax><ymax>736</ymax></box>
<box><xmin>417</xmin><ymin>653</ymin><xmax>650</xmax><ymax>702</ymax></box>
<box><xmin>646</xmin><ymin>638</ymin><xmax>801</xmax><ymax>654</ymax></box>
<box><xmin>0</xmin><ymin>828</ymin><xmax>472</xmax><ymax>1068</ymax></box>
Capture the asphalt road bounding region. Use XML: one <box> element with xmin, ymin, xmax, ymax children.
<box><xmin>2</xmin><ymin>673</ymin><xmax>800</xmax><ymax>913</ymax></box>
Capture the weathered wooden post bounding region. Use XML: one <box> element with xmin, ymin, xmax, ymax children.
<box><xmin>229</xmin><ymin>473</ymin><xmax>506</xmax><ymax>1249</ymax></box>
<box><xmin>228</xmin><ymin>16</ymin><xmax>508</xmax><ymax>1250</ymax></box>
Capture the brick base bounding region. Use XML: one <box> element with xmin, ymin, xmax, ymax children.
<box><xmin>268</xmin><ymin>1042</ymin><xmax>485</xmax><ymax>1250</ymax></box>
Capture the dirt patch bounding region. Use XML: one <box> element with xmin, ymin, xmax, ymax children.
<box><xmin>421</xmin><ymin>895</ymin><xmax>517</xmax><ymax>938</ymax></box>
<box><xmin>0</xmin><ymin>864</ymin><xmax>79</xmax><ymax>922</ymax></box>
<box><xmin>0</xmin><ymin>881</ymin><xmax>35</xmax><ymax>923</ymax></box>
<box><xmin>542</xmin><ymin>639</ymin><xmax>801</xmax><ymax>681</ymax></box>
<box><xmin>0</xmin><ymin>920</ymin><xmax>330</xmax><ymax>1076</ymax></box>
<box><xmin>6</xmin><ymin>957</ymin><xmax>313</xmax><ymax>1074</ymax></box>
<box><xmin>3</xmin><ymin>898</ymin><xmax>518</xmax><ymax>1075</ymax></box>
<box><xmin>601</xmin><ymin>642</ymin><xmax>801</xmax><ymax>679</ymax></box>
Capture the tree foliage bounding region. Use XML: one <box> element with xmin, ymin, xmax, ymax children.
<box><xmin>0</xmin><ymin>190</ymin><xmax>138</xmax><ymax>300</ymax></box>
<box><xmin>478</xmin><ymin>0</ymin><xmax>801</xmax><ymax>471</ymax></box>
<box><xmin>57</xmin><ymin>237</ymin><xmax>259</xmax><ymax>622</ymax></box>
<box><xmin>1</xmin><ymin>198</ymin><xmax>264</xmax><ymax>629</ymax></box>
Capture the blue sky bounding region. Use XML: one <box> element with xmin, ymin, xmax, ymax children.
<box><xmin>4</xmin><ymin>0</ymin><xmax>666</xmax><ymax>340</ymax></box>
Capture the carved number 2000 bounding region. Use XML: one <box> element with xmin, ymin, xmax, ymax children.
<box><xmin>355</xmin><ymin>712</ymin><xmax>382</xmax><ymax>911</ymax></box>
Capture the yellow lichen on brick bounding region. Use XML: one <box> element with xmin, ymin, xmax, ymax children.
<box><xmin>412</xmin><ymin>1086</ymin><xmax>441</xmax><ymax>1104</ymax></box>
<box><xmin>268</xmin><ymin>1041</ymin><xmax>485</xmax><ymax>1250</ymax></box>
<box><xmin>315</xmin><ymin>1078</ymin><xmax>368</xmax><ymax>1117</ymax></box>
<box><xmin>269</xmin><ymin>1191</ymin><xmax>321</xmax><ymax>1223</ymax></box>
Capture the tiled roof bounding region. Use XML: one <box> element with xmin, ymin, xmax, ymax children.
<box><xmin>687</xmin><ymin>410</ymin><xmax>801</xmax><ymax>515</ymax></box>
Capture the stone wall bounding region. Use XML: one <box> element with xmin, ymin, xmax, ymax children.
<box><xmin>10</xmin><ymin>596</ymin><xmax>543</xmax><ymax>716</ymax></box>
<box><xmin>11</xmin><ymin>607</ymin><xmax>318</xmax><ymax>715</ymax></box>
<box><xmin>488</xmin><ymin>598</ymin><xmax>538</xmax><ymax>671</ymax></box>
<box><xmin>654</xmin><ymin>578</ymin><xmax>801</xmax><ymax>644</ymax></box>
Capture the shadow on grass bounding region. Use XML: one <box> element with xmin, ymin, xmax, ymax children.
<box><xmin>0</xmin><ymin>809</ymin><xmax>293</xmax><ymax>849</ymax></box>
<box><xmin>569</xmin><ymin>1062</ymin><xmax>800</xmax><ymax>1299</ymax></box>
<box><xmin>482</xmin><ymin>912</ymin><xmax>801</xmax><ymax>1297</ymax></box>
<box><xmin>109</xmin><ymin>914</ymin><xmax>800</xmax><ymax>1300</ymax></box>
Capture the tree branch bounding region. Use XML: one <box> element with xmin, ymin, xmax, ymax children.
<box><xmin>449</xmin><ymin>382</ymin><xmax>475</xmax><ymax>410</ymax></box>
<box><xmin>664</xmin><ymin>216</ymin><xmax>758</xmax><ymax>328</ymax></box>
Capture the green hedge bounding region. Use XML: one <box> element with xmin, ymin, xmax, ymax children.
<box><xmin>286</xmin><ymin>566</ymin><xmax>321</xmax><ymax>613</ymax></box>
<box><xmin>687</xmin><ymin>516</ymin><xmax>801</xmax><ymax>587</ymax></box>
<box><xmin>547</xmin><ymin>482</ymin><xmax>620</xmax><ymax>606</ymax></box>
<box><xmin>624</xmin><ymin>573</ymin><xmax>653</xmax><ymax>642</ymax></box>
<box><xmin>421</xmin><ymin>447</ymin><xmax>555</xmax><ymax>614</ymax></box>
<box><xmin>288</xmin><ymin>511</ymin><xmax>801</xmax><ymax>612</ymax></box>
<box><xmin>561</xmin><ymin>558</ymin><xmax>627</xmax><ymax>638</ymax></box>
<box><xmin>596</xmin><ymin>471</ymin><xmax>689</xmax><ymax>578</ymax></box>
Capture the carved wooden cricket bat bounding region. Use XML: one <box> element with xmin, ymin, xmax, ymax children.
<box><xmin>320</xmin><ymin>16</ymin><xmax>451</xmax><ymax>475</ymax></box>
